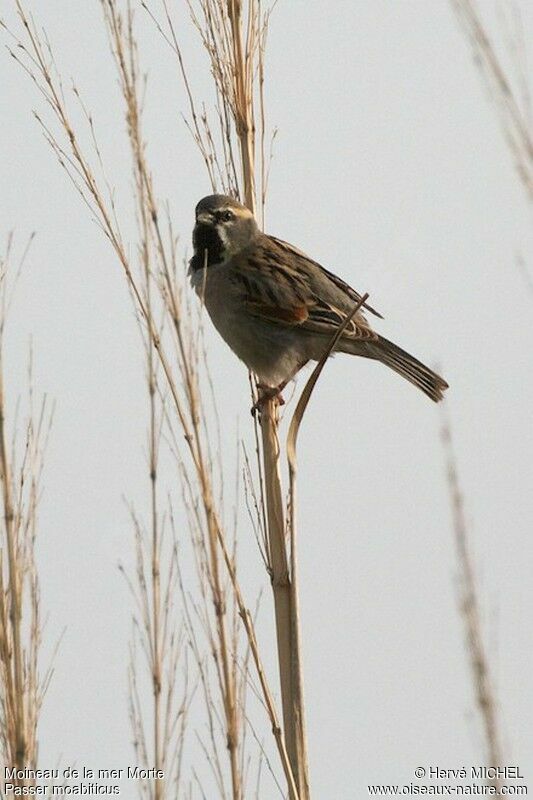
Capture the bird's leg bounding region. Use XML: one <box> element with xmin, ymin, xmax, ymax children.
<box><xmin>251</xmin><ymin>361</ymin><xmax>309</xmax><ymax>416</ymax></box>
<box><xmin>251</xmin><ymin>383</ymin><xmax>285</xmax><ymax>417</ymax></box>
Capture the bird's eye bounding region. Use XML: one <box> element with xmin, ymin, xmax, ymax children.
<box><xmin>219</xmin><ymin>209</ymin><xmax>235</xmax><ymax>222</ymax></box>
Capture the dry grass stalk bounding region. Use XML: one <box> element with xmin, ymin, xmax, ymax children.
<box><xmin>258</xmin><ymin>401</ymin><xmax>300</xmax><ymax>792</ymax></box>
<box><xmin>0</xmin><ymin>235</ymin><xmax>52</xmax><ymax>788</ymax></box>
<box><xmin>450</xmin><ymin>0</ymin><xmax>533</xmax><ymax>199</ymax></box>
<box><xmin>150</xmin><ymin>0</ymin><xmax>308</xmax><ymax>794</ymax></box>
<box><xmin>170</xmin><ymin>0</ymin><xmax>309</xmax><ymax>793</ymax></box>
<box><xmin>449</xmin><ymin>3</ymin><xmax>526</xmax><ymax>782</ymax></box>
<box><xmin>121</xmin><ymin>182</ymin><xmax>189</xmax><ymax>800</ymax></box>
<box><xmin>9</xmin><ymin>1</ymin><xmax>296</xmax><ymax>795</ymax></box>
<box><xmin>100</xmin><ymin>4</ymin><xmax>244</xmax><ymax>795</ymax></box>
<box><xmin>104</xmin><ymin>8</ymin><xmax>189</xmax><ymax>795</ymax></box>
<box><xmin>441</xmin><ymin>414</ymin><xmax>503</xmax><ymax>789</ymax></box>
<box><xmin>223</xmin><ymin>3</ymin><xmax>309</xmax><ymax>791</ymax></box>
<box><xmin>515</xmin><ymin>251</ymin><xmax>533</xmax><ymax>297</ymax></box>
<box><xmin>170</xmin><ymin>1</ymin><xmax>311</xmax><ymax>794</ymax></box>
<box><xmin>285</xmin><ymin>292</ymin><xmax>369</xmax><ymax>790</ymax></box>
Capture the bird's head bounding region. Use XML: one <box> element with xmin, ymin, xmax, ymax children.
<box><xmin>192</xmin><ymin>194</ymin><xmax>258</xmax><ymax>268</ymax></box>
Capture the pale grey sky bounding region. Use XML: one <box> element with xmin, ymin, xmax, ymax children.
<box><xmin>1</xmin><ymin>1</ymin><xmax>532</xmax><ymax>797</ymax></box>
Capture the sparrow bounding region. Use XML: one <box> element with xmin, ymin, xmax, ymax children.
<box><xmin>189</xmin><ymin>194</ymin><xmax>448</xmax><ymax>404</ymax></box>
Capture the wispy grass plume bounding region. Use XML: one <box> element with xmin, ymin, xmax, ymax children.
<box><xmin>0</xmin><ymin>234</ymin><xmax>53</xmax><ymax>790</ymax></box>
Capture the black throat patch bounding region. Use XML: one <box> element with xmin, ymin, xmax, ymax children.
<box><xmin>190</xmin><ymin>223</ymin><xmax>225</xmax><ymax>272</ymax></box>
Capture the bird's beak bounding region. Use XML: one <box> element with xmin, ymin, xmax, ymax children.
<box><xmin>195</xmin><ymin>212</ymin><xmax>213</xmax><ymax>225</ymax></box>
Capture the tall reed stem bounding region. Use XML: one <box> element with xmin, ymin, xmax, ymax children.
<box><xmin>441</xmin><ymin>416</ymin><xmax>503</xmax><ymax>790</ymax></box>
<box><xmin>0</xmin><ymin>236</ymin><xmax>48</xmax><ymax>788</ymax></box>
<box><xmin>223</xmin><ymin>1</ymin><xmax>310</xmax><ymax>792</ymax></box>
<box><xmin>0</xmin><ymin>369</ymin><xmax>26</xmax><ymax>772</ymax></box>
<box><xmin>217</xmin><ymin>4</ymin><xmax>310</xmax><ymax>789</ymax></box>
<box><xmin>259</xmin><ymin>402</ymin><xmax>304</xmax><ymax>798</ymax></box>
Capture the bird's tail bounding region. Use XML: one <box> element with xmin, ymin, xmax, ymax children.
<box><xmin>356</xmin><ymin>335</ymin><xmax>448</xmax><ymax>402</ymax></box>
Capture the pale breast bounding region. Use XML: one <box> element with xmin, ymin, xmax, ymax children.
<box><xmin>189</xmin><ymin>263</ymin><xmax>308</xmax><ymax>385</ymax></box>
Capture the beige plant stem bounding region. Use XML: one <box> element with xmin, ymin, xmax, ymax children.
<box><xmin>441</xmin><ymin>414</ymin><xmax>503</xmax><ymax>790</ymax></box>
<box><xmin>10</xmin><ymin>1</ymin><xmax>304</xmax><ymax>794</ymax></box>
<box><xmin>218</xmin><ymin>1</ymin><xmax>312</xmax><ymax>792</ymax></box>
<box><xmin>213</xmin><ymin>511</ymin><xmax>300</xmax><ymax>800</ymax></box>
<box><xmin>228</xmin><ymin>0</ymin><xmax>257</xmax><ymax>213</ymax></box>
<box><xmin>0</xmin><ymin>369</ymin><xmax>25</xmax><ymax>773</ymax></box>
<box><xmin>258</xmin><ymin>401</ymin><xmax>297</xmax><ymax>788</ymax></box>
<box><xmin>285</xmin><ymin>293</ymin><xmax>369</xmax><ymax>798</ymax></box>
<box><xmin>450</xmin><ymin>0</ymin><xmax>533</xmax><ymax>200</ymax></box>
<box><xmin>449</xmin><ymin>2</ymin><xmax>526</xmax><ymax>783</ymax></box>
<box><xmin>0</xmin><ymin>236</ymin><xmax>49</xmax><ymax>788</ymax></box>
<box><xmin>199</xmin><ymin>1</ymin><xmax>310</xmax><ymax>793</ymax></box>
<box><xmin>101</xmin><ymin>6</ymin><xmax>242</xmax><ymax>795</ymax></box>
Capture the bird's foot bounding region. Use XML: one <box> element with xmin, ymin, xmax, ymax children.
<box><xmin>251</xmin><ymin>383</ymin><xmax>286</xmax><ymax>417</ymax></box>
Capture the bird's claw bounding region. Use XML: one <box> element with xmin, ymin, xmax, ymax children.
<box><xmin>251</xmin><ymin>384</ymin><xmax>285</xmax><ymax>417</ymax></box>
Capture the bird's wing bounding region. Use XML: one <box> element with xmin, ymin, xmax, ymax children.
<box><xmin>268</xmin><ymin>236</ymin><xmax>383</xmax><ymax>319</ymax></box>
<box><xmin>232</xmin><ymin>238</ymin><xmax>378</xmax><ymax>342</ymax></box>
